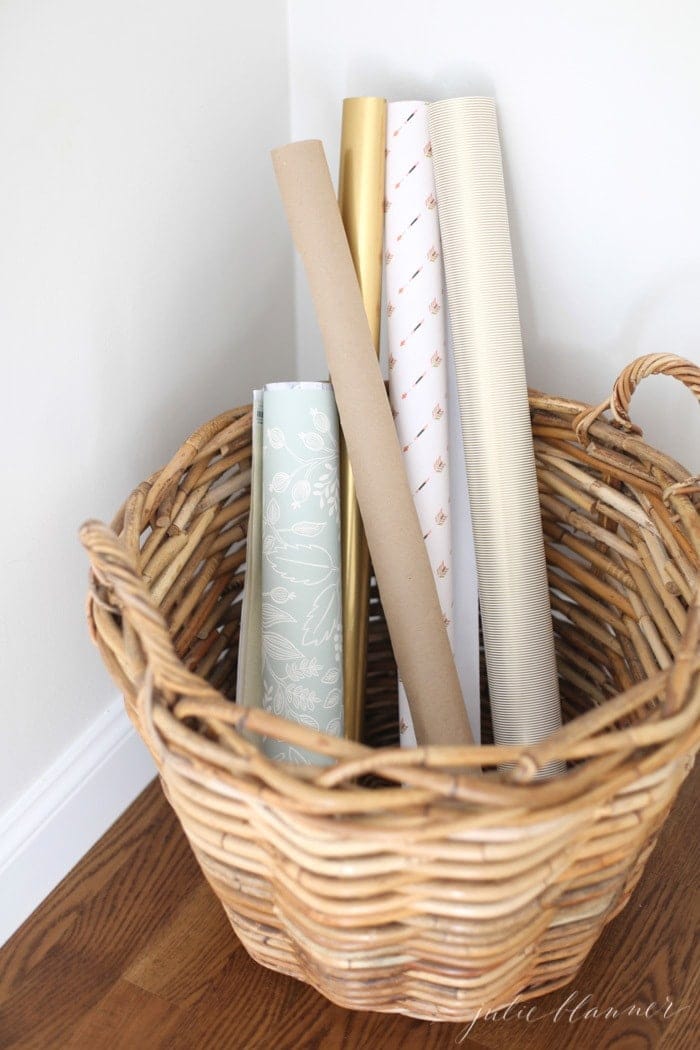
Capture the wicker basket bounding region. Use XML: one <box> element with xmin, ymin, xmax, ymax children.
<box><xmin>81</xmin><ymin>353</ymin><xmax>700</xmax><ymax>1022</ymax></box>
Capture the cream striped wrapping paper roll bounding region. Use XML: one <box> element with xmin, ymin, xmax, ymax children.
<box><xmin>385</xmin><ymin>100</ymin><xmax>480</xmax><ymax>745</ymax></box>
<box><xmin>427</xmin><ymin>98</ymin><xmax>563</xmax><ymax>767</ymax></box>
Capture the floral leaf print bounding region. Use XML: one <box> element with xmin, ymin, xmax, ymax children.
<box><xmin>299</xmin><ymin>430</ymin><xmax>324</xmax><ymax>452</ymax></box>
<box><xmin>262</xmin><ymin>603</ymin><xmax>297</xmax><ymax>629</ymax></box>
<box><xmin>291</xmin><ymin>479</ymin><xmax>311</xmax><ymax>506</ymax></box>
<box><xmin>321</xmin><ymin>668</ymin><xmax>339</xmax><ymax>685</ymax></box>
<box><xmin>302</xmin><ymin>583</ymin><xmax>340</xmax><ymax>647</ymax></box>
<box><xmin>272</xmin><ymin>684</ymin><xmax>288</xmax><ymax>716</ymax></box>
<box><xmin>323</xmin><ymin>688</ymin><xmax>342</xmax><ymax>711</ymax></box>
<box><xmin>291</xmin><ymin>520</ymin><xmax>326</xmax><ymax>538</ymax></box>
<box><xmin>262</xmin><ymin>534</ymin><xmax>274</xmax><ymax>554</ymax></box>
<box><xmin>269</xmin><ymin>471</ymin><xmax>291</xmax><ymax>493</ymax></box>
<box><xmin>325</xmin><ymin>717</ymin><xmax>341</xmax><ymax>736</ymax></box>
<box><xmin>296</xmin><ymin>713</ymin><xmax>321</xmax><ymax>732</ymax></box>
<box><xmin>313</xmin><ymin>471</ymin><xmax>340</xmax><ymax>518</ymax></box>
<box><xmin>285</xmin><ymin>657</ymin><xmax>322</xmax><ymax>682</ymax></box>
<box><xmin>265</xmin><ymin>541</ymin><xmax>336</xmax><ymax>587</ymax></box>
<box><xmin>262</xmin><ymin>632</ymin><xmax>304</xmax><ymax>662</ymax></box>
<box><xmin>285</xmin><ymin>663</ymin><xmax>305</xmax><ymax>683</ymax></box>
<box><xmin>266</xmin><ymin>497</ymin><xmax>281</xmax><ymax>526</ymax></box>
<box><xmin>311</xmin><ymin>408</ymin><xmax>330</xmax><ymax>433</ymax></box>
<box><xmin>268</xmin><ymin>586</ymin><xmax>295</xmax><ymax>604</ymax></box>
<box><xmin>267</xmin><ymin>426</ymin><xmax>285</xmax><ymax>449</ymax></box>
<box><xmin>286</xmin><ymin>747</ymin><xmax>313</xmax><ymax>765</ymax></box>
<box><xmin>287</xmin><ymin>686</ymin><xmax>321</xmax><ymax>713</ymax></box>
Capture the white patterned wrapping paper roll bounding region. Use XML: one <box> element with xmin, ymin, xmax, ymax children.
<box><xmin>427</xmin><ymin>97</ymin><xmax>563</xmax><ymax>764</ymax></box>
<box><xmin>384</xmin><ymin>100</ymin><xmax>480</xmax><ymax>745</ymax></box>
<box><xmin>260</xmin><ymin>382</ymin><xmax>344</xmax><ymax>764</ymax></box>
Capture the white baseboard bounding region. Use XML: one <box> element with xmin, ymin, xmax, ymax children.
<box><xmin>0</xmin><ymin>697</ymin><xmax>155</xmax><ymax>948</ymax></box>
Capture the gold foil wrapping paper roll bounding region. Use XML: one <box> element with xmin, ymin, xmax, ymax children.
<box><xmin>337</xmin><ymin>97</ymin><xmax>386</xmax><ymax>742</ymax></box>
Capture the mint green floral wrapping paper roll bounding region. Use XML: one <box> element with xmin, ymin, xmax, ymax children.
<box><xmin>261</xmin><ymin>382</ymin><xmax>344</xmax><ymax>763</ymax></box>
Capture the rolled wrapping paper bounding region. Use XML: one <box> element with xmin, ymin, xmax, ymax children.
<box><xmin>384</xmin><ymin>100</ymin><xmax>480</xmax><ymax>745</ymax></box>
<box><xmin>427</xmin><ymin>98</ymin><xmax>563</xmax><ymax>768</ymax></box>
<box><xmin>272</xmin><ymin>140</ymin><xmax>474</xmax><ymax>748</ymax></box>
<box><xmin>260</xmin><ymin>382</ymin><xmax>344</xmax><ymax>764</ymax></box>
<box><xmin>235</xmin><ymin>390</ymin><xmax>264</xmax><ymax>744</ymax></box>
<box><xmin>446</xmin><ymin>319</ymin><xmax>481</xmax><ymax>746</ymax></box>
<box><xmin>338</xmin><ymin>97</ymin><xmax>387</xmax><ymax>742</ymax></box>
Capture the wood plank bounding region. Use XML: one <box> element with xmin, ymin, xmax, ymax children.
<box><xmin>125</xmin><ymin>879</ymin><xmax>242</xmax><ymax>1009</ymax></box>
<box><xmin>0</xmin><ymin>779</ymin><xmax>200</xmax><ymax>1049</ymax></box>
<box><xmin>65</xmin><ymin>979</ymin><xmax>186</xmax><ymax>1050</ymax></box>
<box><xmin>165</xmin><ymin>947</ymin><xmax>486</xmax><ymax>1050</ymax></box>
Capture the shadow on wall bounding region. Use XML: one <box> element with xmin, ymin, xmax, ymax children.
<box><xmin>89</xmin><ymin>173</ymin><xmax>295</xmax><ymax>521</ymax></box>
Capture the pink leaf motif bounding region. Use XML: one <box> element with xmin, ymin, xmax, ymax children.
<box><xmin>425</xmin><ymin>193</ymin><xmax>437</xmax><ymax>210</ymax></box>
<box><xmin>436</xmin><ymin>561</ymin><xmax>449</xmax><ymax>579</ymax></box>
<box><xmin>435</xmin><ymin>508</ymin><xmax>447</xmax><ymax>526</ymax></box>
<box><xmin>434</xmin><ymin>456</ymin><xmax>446</xmax><ymax>473</ymax></box>
<box><xmin>428</xmin><ymin>298</ymin><xmax>440</xmax><ymax>315</ymax></box>
<box><xmin>430</xmin><ymin>350</ymin><xmax>442</xmax><ymax>367</ymax></box>
<box><xmin>432</xmin><ymin>403</ymin><xmax>444</xmax><ymax>420</ymax></box>
<box><xmin>427</xmin><ymin>246</ymin><xmax>439</xmax><ymax>262</ymax></box>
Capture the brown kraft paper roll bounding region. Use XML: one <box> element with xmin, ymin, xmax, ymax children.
<box><xmin>271</xmin><ymin>139</ymin><xmax>473</xmax><ymax>747</ymax></box>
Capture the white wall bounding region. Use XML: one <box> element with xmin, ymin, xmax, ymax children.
<box><xmin>0</xmin><ymin>1</ymin><xmax>294</xmax><ymax>814</ymax></box>
<box><xmin>2</xmin><ymin>0</ymin><xmax>699</xmax><ymax>938</ymax></box>
<box><xmin>288</xmin><ymin>0</ymin><xmax>700</xmax><ymax>471</ymax></box>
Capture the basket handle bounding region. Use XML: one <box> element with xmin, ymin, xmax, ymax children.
<box><xmin>80</xmin><ymin>519</ymin><xmax>219</xmax><ymax>704</ymax></box>
<box><xmin>574</xmin><ymin>352</ymin><xmax>699</xmax><ymax>442</ymax></box>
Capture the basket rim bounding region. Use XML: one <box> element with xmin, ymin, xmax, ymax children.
<box><xmin>80</xmin><ymin>354</ymin><xmax>700</xmax><ymax>807</ymax></box>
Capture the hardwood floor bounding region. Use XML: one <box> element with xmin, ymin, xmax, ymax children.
<box><xmin>1</xmin><ymin>762</ymin><xmax>697</xmax><ymax>1050</ymax></box>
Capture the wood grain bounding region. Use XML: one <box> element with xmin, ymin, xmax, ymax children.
<box><xmin>0</xmin><ymin>765</ymin><xmax>696</xmax><ymax>1050</ymax></box>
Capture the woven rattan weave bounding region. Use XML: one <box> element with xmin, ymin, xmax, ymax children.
<box><xmin>81</xmin><ymin>353</ymin><xmax>700</xmax><ymax>1021</ymax></box>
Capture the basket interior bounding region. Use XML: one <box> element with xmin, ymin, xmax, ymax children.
<box><xmin>116</xmin><ymin>395</ymin><xmax>698</xmax><ymax>765</ymax></box>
